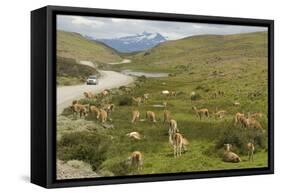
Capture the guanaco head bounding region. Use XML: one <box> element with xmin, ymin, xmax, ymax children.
<box><xmin>224</xmin><ymin>144</ymin><xmax>232</xmax><ymax>152</ymax></box>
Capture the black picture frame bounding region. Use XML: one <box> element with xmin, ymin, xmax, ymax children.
<box><xmin>31</xmin><ymin>5</ymin><xmax>274</xmax><ymax>188</ymax></box>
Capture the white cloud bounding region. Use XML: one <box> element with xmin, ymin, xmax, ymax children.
<box><xmin>192</xmin><ymin>24</ymin><xmax>202</xmax><ymax>29</ymax></box>
<box><xmin>111</xmin><ymin>18</ymin><xmax>126</xmax><ymax>23</ymax></box>
<box><xmin>57</xmin><ymin>15</ymin><xmax>267</xmax><ymax>40</ymax></box>
<box><xmin>71</xmin><ymin>16</ymin><xmax>104</xmax><ymax>27</ymax></box>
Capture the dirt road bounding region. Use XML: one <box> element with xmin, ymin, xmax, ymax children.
<box><xmin>57</xmin><ymin>70</ymin><xmax>134</xmax><ymax>115</ymax></box>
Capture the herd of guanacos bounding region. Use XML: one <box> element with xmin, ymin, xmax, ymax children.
<box><xmin>68</xmin><ymin>88</ymin><xmax>265</xmax><ymax>170</ymax></box>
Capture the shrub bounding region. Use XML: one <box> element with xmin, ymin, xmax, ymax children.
<box><xmin>57</xmin><ymin>57</ymin><xmax>98</xmax><ymax>79</ymax></box>
<box><xmin>177</xmin><ymin>91</ymin><xmax>186</xmax><ymax>96</ymax></box>
<box><xmin>61</xmin><ymin>106</ymin><xmax>73</xmax><ymax>116</ymax></box>
<box><xmin>214</xmin><ymin>123</ymin><xmax>267</xmax><ymax>155</ymax></box>
<box><xmin>138</xmin><ymin>75</ymin><xmax>146</xmax><ymax>82</ymax></box>
<box><xmin>195</xmin><ymin>84</ymin><xmax>210</xmax><ymax>92</ymax></box>
<box><xmin>113</xmin><ymin>95</ymin><xmax>132</xmax><ymax>106</ymax></box>
<box><xmin>144</xmin><ymin>51</ymin><xmax>151</xmax><ymax>56</ymax></box>
<box><xmin>190</xmin><ymin>91</ymin><xmax>201</xmax><ymax>101</ymax></box>
<box><xmin>57</xmin><ymin>131</ymin><xmax>111</xmax><ymax>171</ymax></box>
<box><xmin>168</xmin><ymin>73</ymin><xmax>176</xmax><ymax>77</ymax></box>
<box><xmin>79</xmin><ymin>97</ymin><xmax>112</xmax><ymax>108</ymax></box>
<box><xmin>103</xmin><ymin>158</ymin><xmax>134</xmax><ymax>176</ymax></box>
<box><xmin>57</xmin><ymin>76</ymin><xmax>82</xmax><ymax>86</ymax></box>
<box><xmin>175</xmin><ymin>65</ymin><xmax>191</xmax><ymax>71</ymax></box>
<box><xmin>79</xmin><ymin>98</ymin><xmax>98</xmax><ymax>106</ymax></box>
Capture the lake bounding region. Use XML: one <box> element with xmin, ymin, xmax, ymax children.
<box><xmin>121</xmin><ymin>69</ymin><xmax>169</xmax><ymax>78</ymax></box>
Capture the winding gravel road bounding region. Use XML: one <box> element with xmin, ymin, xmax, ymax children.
<box><xmin>57</xmin><ymin>70</ymin><xmax>134</xmax><ymax>115</ymax></box>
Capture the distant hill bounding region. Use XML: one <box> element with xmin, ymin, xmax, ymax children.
<box><xmin>57</xmin><ymin>57</ymin><xmax>99</xmax><ymax>86</ymax></box>
<box><xmin>125</xmin><ymin>31</ymin><xmax>268</xmax><ymax>72</ymax></box>
<box><xmin>96</xmin><ymin>31</ymin><xmax>167</xmax><ymax>53</ymax></box>
<box><xmin>57</xmin><ymin>31</ymin><xmax>122</xmax><ymax>63</ymax></box>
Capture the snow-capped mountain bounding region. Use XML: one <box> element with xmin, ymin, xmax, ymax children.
<box><xmin>96</xmin><ymin>32</ymin><xmax>167</xmax><ymax>53</ymax></box>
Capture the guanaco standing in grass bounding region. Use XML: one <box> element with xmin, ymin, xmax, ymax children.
<box><xmin>192</xmin><ymin>106</ymin><xmax>209</xmax><ymax>120</ymax></box>
<box><xmin>146</xmin><ymin>111</ymin><xmax>156</xmax><ymax>122</ymax></box>
<box><xmin>163</xmin><ymin>110</ymin><xmax>171</xmax><ymax>124</ymax></box>
<box><xmin>169</xmin><ymin>132</ymin><xmax>184</xmax><ymax>158</ymax></box>
<box><xmin>143</xmin><ymin>93</ymin><xmax>149</xmax><ymax>104</ymax></box>
<box><xmin>99</xmin><ymin>109</ymin><xmax>107</xmax><ymax>123</ymax></box>
<box><xmin>131</xmin><ymin>110</ymin><xmax>140</xmax><ymax>124</ymax></box>
<box><xmin>169</xmin><ymin>119</ymin><xmax>179</xmax><ymax>135</ymax></box>
<box><xmin>132</xmin><ymin>97</ymin><xmax>142</xmax><ymax>106</ymax></box>
<box><xmin>214</xmin><ymin>107</ymin><xmax>226</xmax><ymax>119</ymax></box>
<box><xmin>247</xmin><ymin>142</ymin><xmax>255</xmax><ymax>162</ymax></box>
<box><xmin>89</xmin><ymin>105</ymin><xmax>100</xmax><ymax>119</ymax></box>
<box><xmin>234</xmin><ymin>112</ymin><xmax>245</xmax><ymax>125</ymax></box>
<box><xmin>127</xmin><ymin>151</ymin><xmax>143</xmax><ymax>170</ymax></box>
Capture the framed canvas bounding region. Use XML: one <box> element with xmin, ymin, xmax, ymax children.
<box><xmin>31</xmin><ymin>5</ymin><xmax>274</xmax><ymax>188</ymax></box>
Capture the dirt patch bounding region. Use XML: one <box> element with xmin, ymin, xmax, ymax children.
<box><xmin>57</xmin><ymin>160</ymin><xmax>99</xmax><ymax>180</ymax></box>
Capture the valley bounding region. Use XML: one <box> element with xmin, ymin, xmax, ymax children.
<box><xmin>56</xmin><ymin>30</ymin><xmax>268</xmax><ymax>179</ymax></box>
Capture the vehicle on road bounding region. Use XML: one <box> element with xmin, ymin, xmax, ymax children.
<box><xmin>86</xmin><ymin>75</ymin><xmax>98</xmax><ymax>85</ymax></box>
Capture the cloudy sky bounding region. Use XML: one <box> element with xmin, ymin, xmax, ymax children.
<box><xmin>57</xmin><ymin>15</ymin><xmax>267</xmax><ymax>40</ymax></box>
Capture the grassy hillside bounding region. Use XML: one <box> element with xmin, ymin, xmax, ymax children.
<box><xmin>57</xmin><ymin>31</ymin><xmax>122</xmax><ymax>63</ymax></box>
<box><xmin>113</xmin><ymin>31</ymin><xmax>267</xmax><ymax>72</ymax></box>
<box><xmin>57</xmin><ymin>57</ymin><xmax>98</xmax><ymax>86</ymax></box>
<box><xmin>57</xmin><ymin>31</ymin><xmax>268</xmax><ymax>178</ymax></box>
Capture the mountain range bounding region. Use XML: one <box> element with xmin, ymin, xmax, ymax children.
<box><xmin>95</xmin><ymin>31</ymin><xmax>167</xmax><ymax>53</ymax></box>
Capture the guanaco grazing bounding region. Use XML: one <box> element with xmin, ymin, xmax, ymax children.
<box><xmin>214</xmin><ymin>110</ymin><xmax>226</xmax><ymax>119</ymax></box>
<box><xmin>83</xmin><ymin>91</ymin><xmax>95</xmax><ymax>99</ymax></box>
<box><xmin>163</xmin><ymin>110</ymin><xmax>171</xmax><ymax>124</ymax></box>
<box><xmin>249</xmin><ymin>112</ymin><xmax>263</xmax><ymax>119</ymax></box>
<box><xmin>132</xmin><ymin>97</ymin><xmax>142</xmax><ymax>106</ymax></box>
<box><xmin>234</xmin><ymin>112</ymin><xmax>245</xmax><ymax>125</ymax></box>
<box><xmin>192</xmin><ymin>106</ymin><xmax>209</xmax><ymax>120</ymax></box>
<box><xmin>127</xmin><ymin>151</ymin><xmax>143</xmax><ymax>170</ymax></box>
<box><xmin>143</xmin><ymin>93</ymin><xmax>149</xmax><ymax>103</ymax></box>
<box><xmin>71</xmin><ymin>103</ymin><xmax>89</xmax><ymax>118</ymax></box>
<box><xmin>101</xmin><ymin>90</ymin><xmax>109</xmax><ymax>97</ymax></box>
<box><xmin>89</xmin><ymin>105</ymin><xmax>100</xmax><ymax>119</ymax></box>
<box><xmin>213</xmin><ymin>107</ymin><xmax>226</xmax><ymax>119</ymax></box>
<box><xmin>99</xmin><ymin>109</ymin><xmax>107</xmax><ymax>123</ymax></box>
<box><xmin>131</xmin><ymin>110</ymin><xmax>140</xmax><ymax>124</ymax></box>
<box><xmin>103</xmin><ymin>104</ymin><xmax>115</xmax><ymax>113</ymax></box>
<box><xmin>146</xmin><ymin>111</ymin><xmax>156</xmax><ymax>122</ymax></box>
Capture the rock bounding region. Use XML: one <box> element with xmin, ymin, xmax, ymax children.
<box><xmin>102</xmin><ymin>123</ymin><xmax>114</xmax><ymax>129</ymax></box>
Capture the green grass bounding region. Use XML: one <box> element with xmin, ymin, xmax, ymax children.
<box><xmin>57</xmin><ymin>31</ymin><xmax>122</xmax><ymax>63</ymax></box>
<box><xmin>57</xmin><ymin>72</ymin><xmax>268</xmax><ymax>176</ymax></box>
<box><xmin>57</xmin><ymin>31</ymin><xmax>268</xmax><ymax>177</ymax></box>
<box><xmin>111</xmin><ymin>31</ymin><xmax>267</xmax><ymax>73</ymax></box>
<box><xmin>96</xmin><ymin>74</ymin><xmax>268</xmax><ymax>175</ymax></box>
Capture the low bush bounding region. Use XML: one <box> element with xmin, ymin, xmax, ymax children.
<box><xmin>113</xmin><ymin>95</ymin><xmax>132</xmax><ymax>106</ymax></box>
<box><xmin>190</xmin><ymin>92</ymin><xmax>201</xmax><ymax>101</ymax></box>
<box><xmin>138</xmin><ymin>75</ymin><xmax>146</xmax><ymax>82</ymax></box>
<box><xmin>214</xmin><ymin>123</ymin><xmax>267</xmax><ymax>155</ymax></box>
<box><xmin>79</xmin><ymin>98</ymin><xmax>99</xmax><ymax>106</ymax></box>
<box><xmin>101</xmin><ymin>158</ymin><xmax>135</xmax><ymax>176</ymax></box>
<box><xmin>57</xmin><ymin>76</ymin><xmax>82</xmax><ymax>86</ymax></box>
<box><xmin>195</xmin><ymin>84</ymin><xmax>210</xmax><ymax>92</ymax></box>
<box><xmin>57</xmin><ymin>131</ymin><xmax>112</xmax><ymax>171</ymax></box>
<box><xmin>61</xmin><ymin>106</ymin><xmax>73</xmax><ymax>116</ymax></box>
<box><xmin>57</xmin><ymin>57</ymin><xmax>98</xmax><ymax>79</ymax></box>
